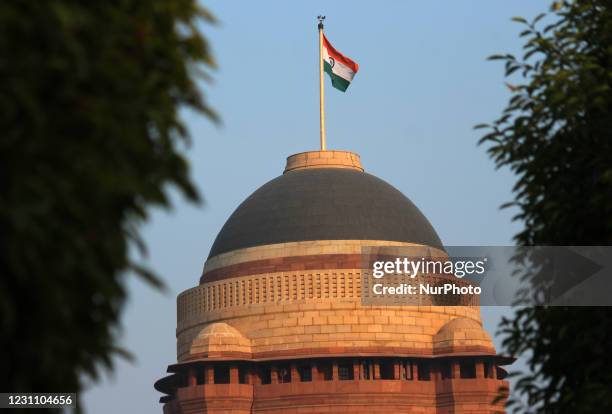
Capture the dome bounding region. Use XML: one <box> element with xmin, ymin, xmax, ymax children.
<box><xmin>433</xmin><ymin>318</ymin><xmax>494</xmax><ymax>352</ymax></box>
<box><xmin>208</xmin><ymin>152</ymin><xmax>442</xmax><ymax>259</ymax></box>
<box><xmin>189</xmin><ymin>323</ymin><xmax>251</xmax><ymax>357</ymax></box>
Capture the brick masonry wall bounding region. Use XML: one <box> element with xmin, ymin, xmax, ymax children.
<box><xmin>178</xmin><ymin>240</ymin><xmax>493</xmax><ymax>362</ymax></box>
<box><xmin>177</xmin><ymin>272</ymin><xmax>491</xmax><ymax>361</ymax></box>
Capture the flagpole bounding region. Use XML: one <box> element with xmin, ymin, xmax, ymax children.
<box><xmin>318</xmin><ymin>15</ymin><xmax>326</xmax><ymax>151</ymax></box>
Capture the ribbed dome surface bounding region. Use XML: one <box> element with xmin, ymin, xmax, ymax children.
<box><xmin>208</xmin><ymin>168</ymin><xmax>442</xmax><ymax>258</ymax></box>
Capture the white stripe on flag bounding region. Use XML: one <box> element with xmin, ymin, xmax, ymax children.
<box><xmin>323</xmin><ymin>50</ymin><xmax>356</xmax><ymax>82</ymax></box>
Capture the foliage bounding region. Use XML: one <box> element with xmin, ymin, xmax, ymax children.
<box><xmin>0</xmin><ymin>0</ymin><xmax>216</xmax><ymax>410</ymax></box>
<box><xmin>477</xmin><ymin>1</ymin><xmax>612</xmax><ymax>412</ymax></box>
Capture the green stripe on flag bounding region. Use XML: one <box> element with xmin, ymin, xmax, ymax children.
<box><xmin>324</xmin><ymin>61</ymin><xmax>351</xmax><ymax>92</ymax></box>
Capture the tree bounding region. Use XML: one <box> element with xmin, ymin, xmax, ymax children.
<box><xmin>477</xmin><ymin>1</ymin><xmax>612</xmax><ymax>412</ymax></box>
<box><xmin>0</xmin><ymin>1</ymin><xmax>216</xmax><ymax>410</ymax></box>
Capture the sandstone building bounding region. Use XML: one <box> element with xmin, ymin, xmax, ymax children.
<box><xmin>155</xmin><ymin>150</ymin><xmax>511</xmax><ymax>413</ymax></box>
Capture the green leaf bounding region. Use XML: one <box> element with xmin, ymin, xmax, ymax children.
<box><xmin>532</xmin><ymin>13</ymin><xmax>546</xmax><ymax>24</ymax></box>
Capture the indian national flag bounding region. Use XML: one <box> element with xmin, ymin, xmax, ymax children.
<box><xmin>322</xmin><ymin>34</ymin><xmax>359</xmax><ymax>92</ymax></box>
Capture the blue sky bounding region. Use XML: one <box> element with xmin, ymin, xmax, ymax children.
<box><xmin>82</xmin><ymin>1</ymin><xmax>547</xmax><ymax>412</ymax></box>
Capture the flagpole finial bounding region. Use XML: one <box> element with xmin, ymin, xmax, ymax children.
<box><xmin>317</xmin><ymin>15</ymin><xmax>325</xmax><ymax>30</ymax></box>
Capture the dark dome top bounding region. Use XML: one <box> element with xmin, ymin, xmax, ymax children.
<box><xmin>208</xmin><ymin>168</ymin><xmax>442</xmax><ymax>258</ymax></box>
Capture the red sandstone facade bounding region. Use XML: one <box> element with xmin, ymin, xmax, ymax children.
<box><xmin>155</xmin><ymin>151</ymin><xmax>512</xmax><ymax>413</ymax></box>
